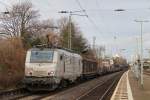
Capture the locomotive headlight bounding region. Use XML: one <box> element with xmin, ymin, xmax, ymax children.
<box><xmin>48</xmin><ymin>72</ymin><xmax>50</xmax><ymax>76</ymax></box>
<box><xmin>25</xmin><ymin>67</ymin><xmax>33</xmax><ymax>76</ymax></box>
<box><xmin>29</xmin><ymin>72</ymin><xmax>32</xmax><ymax>76</ymax></box>
<box><xmin>50</xmin><ymin>71</ymin><xmax>54</xmax><ymax>74</ymax></box>
<box><xmin>48</xmin><ymin>71</ymin><xmax>55</xmax><ymax>76</ymax></box>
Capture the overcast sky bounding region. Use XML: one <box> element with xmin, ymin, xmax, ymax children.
<box><xmin>1</xmin><ymin>0</ymin><xmax>150</xmax><ymax>60</ymax></box>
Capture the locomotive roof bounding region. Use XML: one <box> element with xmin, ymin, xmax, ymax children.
<box><xmin>28</xmin><ymin>48</ymin><xmax>81</xmax><ymax>57</ymax></box>
<box><xmin>29</xmin><ymin>47</ymin><xmax>78</xmax><ymax>53</ymax></box>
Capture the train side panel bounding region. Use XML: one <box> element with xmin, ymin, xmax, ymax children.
<box><xmin>82</xmin><ymin>59</ymin><xmax>97</xmax><ymax>78</ymax></box>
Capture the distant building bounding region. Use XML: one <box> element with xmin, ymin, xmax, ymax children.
<box><xmin>143</xmin><ymin>58</ymin><xmax>150</xmax><ymax>69</ymax></box>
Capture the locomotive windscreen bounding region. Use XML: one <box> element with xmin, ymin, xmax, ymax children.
<box><xmin>30</xmin><ymin>50</ymin><xmax>54</xmax><ymax>63</ymax></box>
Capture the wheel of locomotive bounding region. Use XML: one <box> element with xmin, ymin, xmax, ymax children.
<box><xmin>59</xmin><ymin>80</ymin><xmax>68</xmax><ymax>88</ymax></box>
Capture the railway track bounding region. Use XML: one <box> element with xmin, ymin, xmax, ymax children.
<box><xmin>0</xmin><ymin>71</ymin><xmax>124</xmax><ymax>100</ymax></box>
<box><xmin>76</xmin><ymin>71</ymin><xmax>123</xmax><ymax>100</ymax></box>
<box><xmin>17</xmin><ymin>78</ymin><xmax>90</xmax><ymax>100</ymax></box>
<box><xmin>30</xmin><ymin>71</ymin><xmax>124</xmax><ymax>100</ymax></box>
<box><xmin>0</xmin><ymin>87</ymin><xmax>31</xmax><ymax>100</ymax></box>
<box><xmin>0</xmin><ymin>76</ymin><xmax>90</xmax><ymax>100</ymax></box>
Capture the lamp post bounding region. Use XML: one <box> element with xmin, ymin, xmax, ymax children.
<box><xmin>135</xmin><ymin>19</ymin><xmax>149</xmax><ymax>87</ymax></box>
<box><xmin>58</xmin><ymin>10</ymin><xmax>87</xmax><ymax>49</ymax></box>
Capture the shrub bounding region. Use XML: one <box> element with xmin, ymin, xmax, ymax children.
<box><xmin>0</xmin><ymin>38</ymin><xmax>26</xmax><ymax>89</ymax></box>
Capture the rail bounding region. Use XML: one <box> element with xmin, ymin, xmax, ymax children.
<box><xmin>76</xmin><ymin>71</ymin><xmax>124</xmax><ymax>100</ymax></box>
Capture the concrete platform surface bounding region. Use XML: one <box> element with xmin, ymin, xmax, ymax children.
<box><xmin>129</xmin><ymin>70</ymin><xmax>150</xmax><ymax>100</ymax></box>
<box><xmin>111</xmin><ymin>70</ymin><xmax>150</xmax><ymax>100</ymax></box>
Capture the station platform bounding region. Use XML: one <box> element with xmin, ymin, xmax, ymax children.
<box><xmin>111</xmin><ymin>70</ymin><xmax>150</xmax><ymax>100</ymax></box>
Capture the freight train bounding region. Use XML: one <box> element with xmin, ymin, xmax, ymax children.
<box><xmin>24</xmin><ymin>47</ymin><xmax>123</xmax><ymax>91</ymax></box>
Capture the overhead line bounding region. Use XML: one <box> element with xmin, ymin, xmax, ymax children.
<box><xmin>94</xmin><ymin>0</ymin><xmax>108</xmax><ymax>39</ymax></box>
<box><xmin>0</xmin><ymin>1</ymin><xmax>11</xmax><ymax>8</ymax></box>
<box><xmin>96</xmin><ymin>0</ymin><xmax>101</xmax><ymax>9</ymax></box>
<box><xmin>75</xmin><ymin>0</ymin><xmax>85</xmax><ymax>11</ymax></box>
<box><xmin>75</xmin><ymin>0</ymin><xmax>105</xmax><ymax>39</ymax></box>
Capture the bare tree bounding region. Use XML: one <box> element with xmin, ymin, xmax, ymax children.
<box><xmin>0</xmin><ymin>1</ymin><xmax>39</xmax><ymax>38</ymax></box>
<box><xmin>27</xmin><ymin>19</ymin><xmax>59</xmax><ymax>46</ymax></box>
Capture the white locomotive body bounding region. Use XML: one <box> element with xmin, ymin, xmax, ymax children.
<box><xmin>24</xmin><ymin>48</ymin><xmax>82</xmax><ymax>91</ymax></box>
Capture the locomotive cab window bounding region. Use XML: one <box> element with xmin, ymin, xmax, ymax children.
<box><xmin>30</xmin><ymin>50</ymin><xmax>54</xmax><ymax>63</ymax></box>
